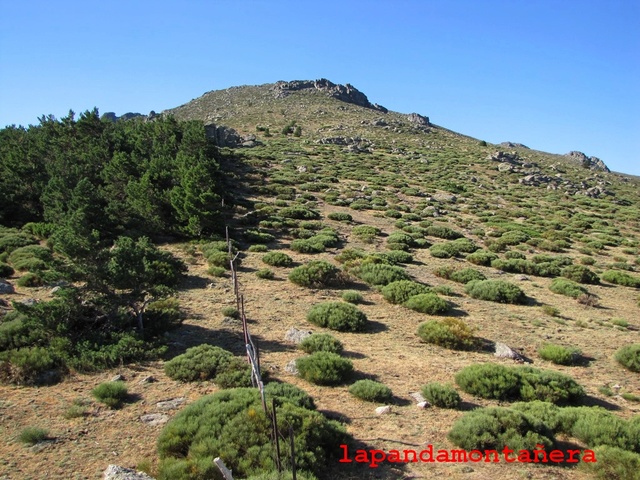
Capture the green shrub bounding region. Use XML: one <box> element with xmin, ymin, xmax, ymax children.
<box><xmin>341</xmin><ymin>290</ymin><xmax>363</xmax><ymax>304</ymax></box>
<box><xmin>500</xmin><ymin>230</ymin><xmax>531</xmax><ymax>245</ymax></box>
<box><xmin>455</xmin><ymin>364</ymin><xmax>522</xmax><ymax>400</ymax></box>
<box><xmin>16</xmin><ymin>272</ymin><xmax>43</xmax><ymax>287</ymax></box>
<box><xmin>429</xmin><ymin>243</ymin><xmax>458</xmax><ymax>258</ymax></box>
<box><xmin>157</xmin><ymin>388</ymin><xmax>345</xmax><ymax>479</ymax></box>
<box><xmin>0</xmin><ymin>232</ymin><xmax>38</xmax><ymax>254</ymax></box>
<box><xmin>383</xmin><ymin>250</ymin><xmax>413</xmax><ymax>263</ymax></box>
<box><xmin>615</xmin><ymin>344</ymin><xmax>640</xmax><ymax>372</ymax></box>
<box><xmin>517</xmin><ymin>367</ymin><xmax>584</xmax><ymax>404</ymax></box>
<box><xmin>0</xmin><ymin>262</ymin><xmax>14</xmax><ymax>277</ymax></box>
<box><xmin>91</xmin><ymin>381</ymin><xmax>128</xmax><ymax>409</ymax></box>
<box><xmin>288</xmin><ymin>260</ymin><xmax>341</xmax><ymax>288</ymax></box>
<box><xmin>0</xmin><ymin>346</ymin><xmax>58</xmax><ymax>385</ymax></box>
<box><xmin>466</xmin><ymin>250</ymin><xmax>498</xmax><ymax>266</ymax></box>
<box><xmin>417</xmin><ymin>317</ymin><xmax>477</xmax><ymax>350</ymax></box>
<box><xmin>381</xmin><ymin>280</ymin><xmax>431</xmax><ymax>304</ymax></box>
<box><xmin>456</xmin><ymin>364</ymin><xmax>584</xmax><ymax>404</ymax></box>
<box><xmin>404</xmin><ymin>293</ymin><xmax>449</xmax><ymax>314</ymax></box>
<box><xmin>262</xmin><ymin>252</ymin><xmax>293</xmax><ymax>267</ymax></box>
<box><xmin>145</xmin><ymin>297</ymin><xmax>184</xmax><ymax>334</ymax></box>
<box><xmin>255</xmin><ymin>268</ymin><xmax>274</xmax><ymax>279</ymax></box>
<box><xmin>465</xmin><ymin>279</ymin><xmax>526</xmax><ymax>304</ymax></box>
<box><xmin>299</xmin><ymin>333</ymin><xmax>344</xmax><ymax>354</ymax></box>
<box><xmin>448</xmin><ymin>407</ymin><xmax>554</xmax><ymax>452</ymax></box>
<box><xmin>290</xmin><ymin>238</ymin><xmax>325</xmax><ymax>254</ymax></box>
<box><xmin>538</xmin><ymin>343</ymin><xmax>581</xmax><ymax>365</ymax></box>
<box><xmin>355</xmin><ymin>262</ymin><xmax>410</xmax><ymax>286</ymax></box>
<box><xmin>248</xmin><ymin>244</ymin><xmax>268</xmax><ymax>252</ymax></box>
<box><xmin>561</xmin><ymin>264</ymin><xmax>599</xmax><ymax>284</ymax></box>
<box><xmin>221</xmin><ymin>306</ymin><xmax>239</xmax><ymax>318</ymax></box>
<box><xmin>349</xmin><ymin>379</ymin><xmax>392</xmax><ymax>402</ymax></box>
<box><xmin>279</xmin><ymin>206</ymin><xmax>320</xmax><ymax>220</ymax></box>
<box><xmin>164</xmin><ymin>345</ymin><xmax>252</xmax><ymax>386</ymax></box>
<box><xmin>351</xmin><ymin>225</ymin><xmax>381</xmax><ymax>239</ymax></box>
<box><xmin>296</xmin><ymin>352</ymin><xmax>353</xmax><ymax>385</ymax></box>
<box><xmin>18</xmin><ymin>426</ymin><xmax>49</xmax><ymax>445</ymax></box>
<box><xmin>426</xmin><ymin>226</ymin><xmax>463</xmax><ymax>239</ymax></box>
<box><xmin>8</xmin><ymin>245</ymin><xmax>53</xmax><ymax>270</ymax></box>
<box><xmin>421</xmin><ymin>382</ymin><xmax>461</xmax><ymax>408</ymax></box>
<box><xmin>549</xmin><ymin>278</ymin><xmax>588</xmax><ymax>298</ymax></box>
<box><xmin>327</xmin><ymin>212</ymin><xmax>352</xmax><ymax>222</ymax></box>
<box><xmin>601</xmin><ymin>270</ymin><xmax>640</xmax><ymax>288</ymax></box>
<box><xmin>504</xmin><ymin>250</ymin><xmax>526</xmax><ymax>260</ymax></box>
<box><xmin>207</xmin><ymin>266</ymin><xmax>226</xmax><ymax>277</ymax></box>
<box><xmin>491</xmin><ymin>258</ymin><xmax>539</xmax><ymax>275</ymax></box>
<box><xmin>580</xmin><ymin>445</ymin><xmax>640</xmax><ymax>480</ymax></box>
<box><xmin>307</xmin><ymin>302</ymin><xmax>367</xmax><ymax>332</ymax></box>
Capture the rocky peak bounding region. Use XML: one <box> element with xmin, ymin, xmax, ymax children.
<box><xmin>272</xmin><ymin>78</ymin><xmax>388</xmax><ymax>112</ymax></box>
<box><xmin>565</xmin><ymin>151</ymin><xmax>610</xmax><ymax>173</ymax></box>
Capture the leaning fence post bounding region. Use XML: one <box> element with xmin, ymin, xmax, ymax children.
<box><xmin>289</xmin><ymin>426</ymin><xmax>297</xmax><ymax>480</ymax></box>
<box><xmin>271</xmin><ymin>398</ymin><xmax>282</xmax><ymax>472</ymax></box>
<box><xmin>214</xmin><ymin>457</ymin><xmax>234</xmax><ymax>480</ymax></box>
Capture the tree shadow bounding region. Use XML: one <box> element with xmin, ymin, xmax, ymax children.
<box><xmin>343</xmin><ymin>350</ymin><xmax>367</xmax><ymax>360</ymax></box>
<box><xmin>179</xmin><ymin>273</ymin><xmax>211</xmax><ymax>290</ymax></box>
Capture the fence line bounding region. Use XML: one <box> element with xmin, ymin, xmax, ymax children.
<box><xmin>213</xmin><ymin>231</ymin><xmax>296</xmax><ymax>479</ymax></box>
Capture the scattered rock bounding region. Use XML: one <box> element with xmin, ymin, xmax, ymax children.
<box><xmin>204</xmin><ymin>123</ymin><xmax>242</xmax><ymax>148</ymax></box>
<box><xmin>284</xmin><ymin>327</ymin><xmax>313</xmax><ymax>344</ymax></box>
<box><xmin>0</xmin><ymin>281</ymin><xmax>15</xmax><ymax>294</ymax></box>
<box><xmin>494</xmin><ymin>342</ymin><xmax>532</xmax><ymax>363</ymax></box>
<box><xmin>156</xmin><ymin>397</ymin><xmax>186</xmax><ymax>411</ymax></box>
<box><xmin>432</xmin><ymin>193</ymin><xmax>457</xmax><ymax>203</ymax></box>
<box><xmin>409</xmin><ymin>391</ymin><xmax>426</xmax><ymax>403</ymax></box>
<box><xmin>103</xmin><ymin>465</ymin><xmax>155</xmax><ymax>480</ymax></box>
<box><xmin>460</xmin><ymin>465</ymin><xmax>475</xmax><ymax>473</ymax></box>
<box><xmin>111</xmin><ymin>374</ymin><xmax>126</xmax><ymax>382</ymax></box>
<box><xmin>140</xmin><ymin>413</ymin><xmax>169</xmax><ymax>426</ymax></box>
<box><xmin>515</xmin><ymin>275</ymin><xmax>529</xmax><ymax>281</ymax></box>
<box><xmin>284</xmin><ymin>359</ymin><xmax>299</xmax><ymax>375</ymax></box>
<box><xmin>417</xmin><ymin>401</ymin><xmax>431</xmax><ymax>409</ymax></box>
<box><xmin>406</xmin><ymin>113</ymin><xmax>430</xmax><ymax>126</ymax></box>
<box><xmin>499</xmin><ymin>142</ymin><xmax>529</xmax><ymax>149</ymax></box>
<box><xmin>375</xmin><ymin>405</ymin><xmax>392</xmax><ymax>415</ymax></box>
<box><xmin>139</xmin><ymin>375</ymin><xmax>155</xmax><ymax>384</ymax></box>
<box><xmin>17</xmin><ymin>298</ymin><xmax>38</xmax><ymax>306</ymax></box>
<box><xmin>565</xmin><ymin>151</ymin><xmax>610</xmax><ymax>172</ymax></box>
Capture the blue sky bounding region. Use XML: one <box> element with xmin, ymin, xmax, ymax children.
<box><xmin>1</xmin><ymin>0</ymin><xmax>639</xmax><ymax>175</ymax></box>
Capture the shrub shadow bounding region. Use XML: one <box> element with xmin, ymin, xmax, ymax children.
<box><xmin>579</xmin><ymin>395</ymin><xmax>622</xmax><ymax>411</ymax></box>
<box><xmin>364</xmin><ymin>320</ymin><xmax>389</xmax><ymax>333</ymax></box>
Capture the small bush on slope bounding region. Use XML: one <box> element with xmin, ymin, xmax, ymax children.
<box><xmin>455</xmin><ymin>363</ymin><xmax>584</xmax><ymax>404</ymax></box>
<box><xmin>157</xmin><ymin>387</ymin><xmax>346</xmax><ymax>479</ymax></box>
<box><xmin>615</xmin><ymin>344</ymin><xmax>640</xmax><ymax>372</ymax></box>
<box><xmin>404</xmin><ymin>293</ymin><xmax>449</xmax><ymax>315</ymax></box>
<box><xmin>417</xmin><ymin>317</ymin><xmax>477</xmax><ymax>350</ymax></box>
<box><xmin>349</xmin><ymin>379</ymin><xmax>392</xmax><ymax>402</ymax></box>
<box><xmin>164</xmin><ymin>345</ymin><xmax>253</xmax><ymax>387</ymax></box>
<box><xmin>299</xmin><ymin>333</ymin><xmax>344</xmax><ymax>354</ymax></box>
<box><xmin>306</xmin><ymin>302</ymin><xmax>367</xmax><ymax>332</ymax></box>
<box><xmin>465</xmin><ymin>280</ymin><xmax>526</xmax><ymax>304</ymax></box>
<box><xmin>296</xmin><ymin>352</ymin><xmax>353</xmax><ymax>385</ymax></box>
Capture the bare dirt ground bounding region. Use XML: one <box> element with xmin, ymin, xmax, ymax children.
<box><xmin>1</xmin><ymin>208</ymin><xmax>639</xmax><ymax>479</ymax></box>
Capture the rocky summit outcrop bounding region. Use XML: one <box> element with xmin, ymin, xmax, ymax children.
<box><xmin>499</xmin><ymin>141</ymin><xmax>529</xmax><ymax>149</ymax></box>
<box><xmin>565</xmin><ymin>151</ymin><xmax>610</xmax><ymax>172</ymax></box>
<box><xmin>273</xmin><ymin>78</ymin><xmax>388</xmax><ymax>112</ymax></box>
